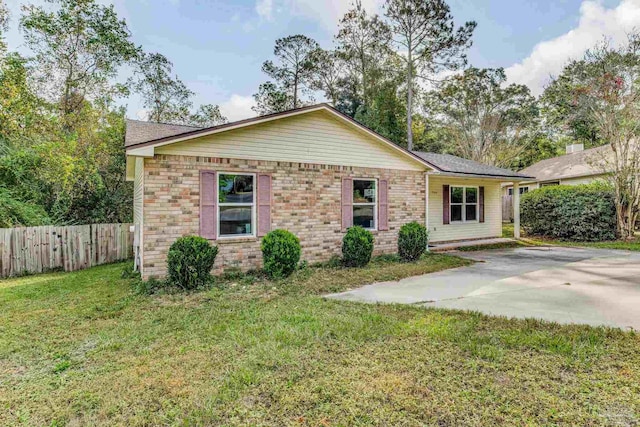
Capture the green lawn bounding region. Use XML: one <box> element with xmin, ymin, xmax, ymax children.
<box><xmin>503</xmin><ymin>223</ymin><xmax>640</xmax><ymax>251</ymax></box>
<box><xmin>1</xmin><ymin>258</ymin><xmax>639</xmax><ymax>426</ymax></box>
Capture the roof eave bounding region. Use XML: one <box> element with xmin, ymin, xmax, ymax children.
<box><xmin>433</xmin><ymin>171</ymin><xmax>535</xmax><ymax>181</ymax></box>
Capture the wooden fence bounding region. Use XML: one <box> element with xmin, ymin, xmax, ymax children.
<box><xmin>0</xmin><ymin>223</ymin><xmax>133</xmax><ymax>278</ymax></box>
<box><xmin>502</xmin><ymin>195</ymin><xmax>513</xmax><ymax>222</ymax></box>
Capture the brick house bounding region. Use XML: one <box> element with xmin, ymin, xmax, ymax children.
<box><xmin>125</xmin><ymin>104</ymin><xmax>532</xmax><ymax>280</ymax></box>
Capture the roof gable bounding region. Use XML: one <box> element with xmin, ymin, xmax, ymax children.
<box><xmin>153</xmin><ymin>109</ymin><xmax>431</xmax><ymax>171</ymax></box>
<box><xmin>126</xmin><ymin>104</ymin><xmax>435</xmax><ymax>171</ymax></box>
<box><xmin>520</xmin><ymin>145</ymin><xmax>610</xmax><ymax>182</ymax></box>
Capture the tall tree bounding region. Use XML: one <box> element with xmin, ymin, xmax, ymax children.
<box><xmin>425</xmin><ymin>67</ymin><xmax>539</xmax><ymax>168</ymax></box>
<box><xmin>309</xmin><ymin>49</ymin><xmax>344</xmax><ymax>106</ymax></box>
<box><xmin>134</xmin><ymin>52</ymin><xmax>193</xmax><ymax>124</ymax></box>
<box><xmin>541</xmin><ymin>62</ymin><xmax>603</xmax><ymax>149</ymax></box>
<box><xmin>335</xmin><ymin>1</ymin><xmax>391</xmax><ymax>112</ymax></box>
<box><xmin>261</xmin><ymin>34</ymin><xmax>319</xmax><ymax>109</ymax></box>
<box><xmin>551</xmin><ymin>37</ymin><xmax>640</xmax><ymax>238</ymax></box>
<box><xmin>252</xmin><ymin>81</ymin><xmax>292</xmax><ymax>116</ymax></box>
<box><xmin>0</xmin><ymin>0</ymin><xmax>9</xmax><ymax>54</ymax></box>
<box><xmin>385</xmin><ymin>0</ymin><xmax>476</xmax><ymax>150</ymax></box>
<box><xmin>20</xmin><ymin>0</ymin><xmax>140</xmax><ymax>130</ymax></box>
<box><xmin>189</xmin><ymin>104</ymin><xmax>228</xmax><ymax>128</ymax></box>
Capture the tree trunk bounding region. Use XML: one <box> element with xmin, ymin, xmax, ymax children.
<box><xmin>406</xmin><ymin>55</ymin><xmax>413</xmax><ymax>151</ymax></box>
<box><xmin>293</xmin><ymin>73</ymin><xmax>298</xmax><ymax>109</ymax></box>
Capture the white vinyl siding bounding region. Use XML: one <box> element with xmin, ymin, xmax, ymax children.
<box><xmin>428</xmin><ymin>176</ymin><xmax>502</xmax><ymax>242</ymax></box>
<box><xmin>156</xmin><ymin>110</ymin><xmax>425</xmax><ymax>171</ymax></box>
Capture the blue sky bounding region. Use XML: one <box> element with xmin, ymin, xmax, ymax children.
<box><xmin>5</xmin><ymin>0</ymin><xmax>640</xmax><ymax>121</ymax></box>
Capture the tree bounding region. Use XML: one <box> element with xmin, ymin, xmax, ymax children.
<box><xmin>0</xmin><ymin>0</ymin><xmax>9</xmax><ymax>54</ymax></box>
<box><xmin>335</xmin><ymin>1</ymin><xmax>392</xmax><ymax>112</ymax></box>
<box><xmin>541</xmin><ymin>62</ymin><xmax>603</xmax><ymax>149</ymax></box>
<box><xmin>261</xmin><ymin>34</ymin><xmax>319</xmax><ymax>109</ymax></box>
<box><xmin>189</xmin><ymin>104</ymin><xmax>228</xmax><ymax>128</ymax></box>
<box><xmin>552</xmin><ymin>37</ymin><xmax>640</xmax><ymax>238</ymax></box>
<box><xmin>425</xmin><ymin>67</ymin><xmax>539</xmax><ymax>168</ymax></box>
<box><xmin>20</xmin><ymin>0</ymin><xmax>140</xmax><ymax>130</ymax></box>
<box><xmin>252</xmin><ymin>81</ymin><xmax>293</xmax><ymax>116</ymax></box>
<box><xmin>309</xmin><ymin>49</ymin><xmax>344</xmax><ymax>106</ymax></box>
<box><xmin>134</xmin><ymin>52</ymin><xmax>194</xmax><ymax>124</ymax></box>
<box><xmin>385</xmin><ymin>0</ymin><xmax>476</xmax><ymax>150</ymax></box>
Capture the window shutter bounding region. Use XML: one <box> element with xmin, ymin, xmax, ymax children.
<box><xmin>200</xmin><ymin>171</ymin><xmax>217</xmax><ymax>239</ymax></box>
<box><xmin>443</xmin><ymin>185</ymin><xmax>450</xmax><ymax>225</ymax></box>
<box><xmin>257</xmin><ymin>174</ymin><xmax>272</xmax><ymax>237</ymax></box>
<box><xmin>341</xmin><ymin>177</ymin><xmax>353</xmax><ymax>232</ymax></box>
<box><xmin>378</xmin><ymin>179</ymin><xmax>389</xmax><ymax>231</ymax></box>
<box><xmin>479</xmin><ymin>186</ymin><xmax>485</xmax><ymax>223</ymax></box>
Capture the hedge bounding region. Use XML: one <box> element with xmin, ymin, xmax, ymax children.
<box><xmin>520</xmin><ymin>183</ymin><xmax>616</xmax><ymax>241</ymax></box>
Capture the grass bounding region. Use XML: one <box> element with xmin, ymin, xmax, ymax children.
<box><xmin>1</xmin><ymin>257</ymin><xmax>639</xmax><ymax>426</ymax></box>
<box><xmin>503</xmin><ymin>223</ymin><xmax>640</xmax><ymax>251</ymax></box>
<box><xmin>457</xmin><ymin>241</ymin><xmax>526</xmax><ymax>252</ymax></box>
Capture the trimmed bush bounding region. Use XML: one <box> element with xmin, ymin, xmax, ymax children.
<box><xmin>167</xmin><ymin>236</ymin><xmax>218</xmax><ymax>290</ymax></box>
<box><xmin>261</xmin><ymin>229</ymin><xmax>301</xmax><ymax>278</ymax></box>
<box><xmin>398</xmin><ymin>221</ymin><xmax>429</xmax><ymax>261</ymax></box>
<box><xmin>342</xmin><ymin>226</ymin><xmax>374</xmax><ymax>267</ymax></box>
<box><xmin>521</xmin><ymin>183</ymin><xmax>616</xmax><ymax>241</ymax></box>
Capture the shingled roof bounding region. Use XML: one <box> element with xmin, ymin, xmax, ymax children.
<box><xmin>125</xmin><ymin>119</ymin><xmax>201</xmax><ymax>147</ymax></box>
<box><xmin>413</xmin><ymin>152</ymin><xmax>533</xmax><ymax>179</ymax></box>
<box><xmin>519</xmin><ymin>145</ymin><xmax>610</xmax><ymax>182</ymax></box>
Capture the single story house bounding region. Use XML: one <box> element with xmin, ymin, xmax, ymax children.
<box><xmin>125</xmin><ymin>104</ymin><xmax>532</xmax><ymax>280</ymax></box>
<box><xmin>503</xmin><ymin>143</ymin><xmax>610</xmax><ymax>196</ymax></box>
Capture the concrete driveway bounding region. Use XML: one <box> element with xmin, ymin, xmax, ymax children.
<box><xmin>327</xmin><ymin>247</ymin><xmax>640</xmax><ymax>329</ymax></box>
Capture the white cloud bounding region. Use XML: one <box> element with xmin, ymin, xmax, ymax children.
<box><xmin>255</xmin><ymin>0</ymin><xmax>383</xmax><ymax>32</ymax></box>
<box><xmin>256</xmin><ymin>0</ymin><xmax>274</xmax><ymax>21</ymax></box>
<box><xmin>506</xmin><ymin>0</ymin><xmax>640</xmax><ymax>95</ymax></box>
<box><xmin>219</xmin><ymin>94</ymin><xmax>256</xmax><ymax>121</ymax></box>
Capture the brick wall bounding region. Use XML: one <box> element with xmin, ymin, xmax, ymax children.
<box><xmin>142</xmin><ymin>155</ymin><xmax>426</xmax><ymax>279</ymax></box>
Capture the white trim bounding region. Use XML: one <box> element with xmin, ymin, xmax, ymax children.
<box><xmin>352</xmin><ymin>178</ymin><xmax>378</xmax><ymax>231</ymax></box>
<box><xmin>425</xmin><ymin>172</ymin><xmax>430</xmax><ymax>251</ymax></box>
<box><xmin>125</xmin><ymin>105</ymin><xmax>436</xmax><ymax>171</ymax></box>
<box><xmin>449</xmin><ymin>186</ymin><xmax>479</xmax><ymax>224</ymax></box>
<box><xmin>216</xmin><ymin>172</ymin><xmax>257</xmax><ymax>239</ymax></box>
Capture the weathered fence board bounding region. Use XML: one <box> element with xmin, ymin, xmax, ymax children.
<box><xmin>0</xmin><ymin>223</ymin><xmax>133</xmax><ymax>278</ymax></box>
<box><xmin>502</xmin><ymin>195</ymin><xmax>513</xmax><ymax>222</ymax></box>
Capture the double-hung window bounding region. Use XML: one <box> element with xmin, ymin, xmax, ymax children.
<box><xmin>218</xmin><ymin>173</ymin><xmax>255</xmax><ymax>237</ymax></box>
<box><xmin>450</xmin><ymin>186</ymin><xmax>478</xmax><ymax>222</ymax></box>
<box><xmin>353</xmin><ymin>179</ymin><xmax>377</xmax><ymax>230</ymax></box>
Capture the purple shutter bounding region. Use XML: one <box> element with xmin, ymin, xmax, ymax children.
<box><xmin>443</xmin><ymin>185</ymin><xmax>450</xmax><ymax>225</ymax></box>
<box><xmin>257</xmin><ymin>174</ymin><xmax>272</xmax><ymax>237</ymax></box>
<box><xmin>341</xmin><ymin>177</ymin><xmax>353</xmax><ymax>232</ymax></box>
<box><xmin>378</xmin><ymin>179</ymin><xmax>389</xmax><ymax>231</ymax></box>
<box><xmin>479</xmin><ymin>186</ymin><xmax>485</xmax><ymax>223</ymax></box>
<box><xmin>200</xmin><ymin>171</ymin><xmax>217</xmax><ymax>239</ymax></box>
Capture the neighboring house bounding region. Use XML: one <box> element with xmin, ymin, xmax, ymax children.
<box><xmin>502</xmin><ymin>144</ymin><xmax>611</xmax><ymax>221</ymax></box>
<box><xmin>125</xmin><ymin>104</ymin><xmax>531</xmax><ymax>279</ymax></box>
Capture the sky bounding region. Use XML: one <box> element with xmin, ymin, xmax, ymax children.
<box><xmin>5</xmin><ymin>0</ymin><xmax>640</xmax><ymax>122</ymax></box>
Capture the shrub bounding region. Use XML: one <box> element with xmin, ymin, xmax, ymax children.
<box><xmin>261</xmin><ymin>229</ymin><xmax>301</xmax><ymax>278</ymax></box>
<box><xmin>398</xmin><ymin>221</ymin><xmax>429</xmax><ymax>261</ymax></box>
<box><xmin>167</xmin><ymin>236</ymin><xmax>218</xmax><ymax>290</ymax></box>
<box><xmin>520</xmin><ymin>183</ymin><xmax>617</xmax><ymax>241</ymax></box>
<box><xmin>342</xmin><ymin>226</ymin><xmax>374</xmax><ymax>267</ymax></box>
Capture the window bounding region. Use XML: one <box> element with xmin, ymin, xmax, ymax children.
<box><xmin>218</xmin><ymin>173</ymin><xmax>255</xmax><ymax>237</ymax></box>
<box><xmin>450</xmin><ymin>186</ymin><xmax>478</xmax><ymax>223</ymax></box>
<box><xmin>541</xmin><ymin>181</ymin><xmax>559</xmax><ymax>187</ymax></box>
<box><xmin>353</xmin><ymin>179</ymin><xmax>377</xmax><ymax>230</ymax></box>
<box><xmin>508</xmin><ymin>186</ymin><xmax>529</xmax><ymax>196</ymax></box>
